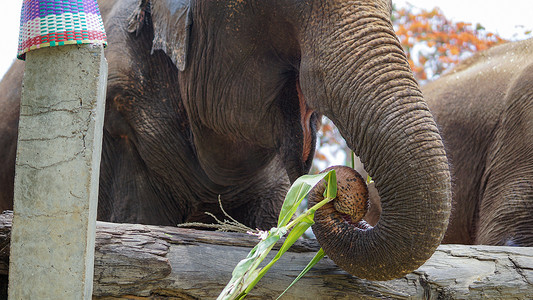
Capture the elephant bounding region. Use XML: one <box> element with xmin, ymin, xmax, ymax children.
<box><xmin>422</xmin><ymin>38</ymin><xmax>533</xmax><ymax>247</ymax></box>
<box><xmin>0</xmin><ymin>0</ymin><xmax>452</xmax><ymax>280</ymax></box>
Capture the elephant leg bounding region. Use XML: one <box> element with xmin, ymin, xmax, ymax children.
<box><xmin>0</xmin><ymin>61</ymin><xmax>24</xmax><ymax>212</ymax></box>
<box><xmin>225</xmin><ymin>189</ymin><xmax>287</xmax><ymax>230</ymax></box>
<box><xmin>183</xmin><ymin>156</ymin><xmax>289</xmax><ymax>230</ymax></box>
<box><xmin>187</xmin><ymin>194</ymin><xmax>283</xmax><ymax>231</ymax></box>
<box><xmin>476</xmin><ymin>160</ymin><xmax>533</xmax><ymax>246</ymax></box>
<box><xmin>223</xmin><ymin>157</ymin><xmax>290</xmax><ymax>230</ymax></box>
<box><xmin>98</xmin><ymin>130</ymin><xmax>194</xmax><ymax>226</ymax></box>
<box><xmin>0</xmin><ymin>134</ymin><xmax>16</xmax><ymax>212</ymax></box>
<box><xmin>476</xmin><ymin>70</ymin><xmax>533</xmax><ymax>246</ymax></box>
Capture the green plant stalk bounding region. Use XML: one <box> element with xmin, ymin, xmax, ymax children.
<box><xmin>218</xmin><ymin>229</ymin><xmax>284</xmax><ymax>300</ymax></box>
<box><xmin>219</xmin><ymin>170</ymin><xmax>337</xmax><ymax>300</ymax></box>
<box><xmin>239</xmin><ymin>196</ymin><xmax>334</xmax><ymax>298</ymax></box>
<box><xmin>285</xmin><ymin>196</ymin><xmax>333</xmax><ymax>230</ymax></box>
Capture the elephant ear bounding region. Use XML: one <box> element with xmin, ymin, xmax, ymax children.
<box><xmin>128</xmin><ymin>0</ymin><xmax>192</xmax><ymax>71</ymax></box>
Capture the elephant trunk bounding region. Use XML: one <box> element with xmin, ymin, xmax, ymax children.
<box><xmin>301</xmin><ymin>6</ymin><xmax>452</xmax><ymax>280</ymax></box>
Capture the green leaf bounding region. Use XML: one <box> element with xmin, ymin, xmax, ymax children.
<box><xmin>366</xmin><ymin>174</ymin><xmax>373</xmax><ymax>185</ymax></box>
<box><xmin>325</xmin><ymin>169</ymin><xmax>337</xmax><ymax>199</ymax></box>
<box><xmin>277</xmin><ymin>172</ymin><xmax>332</xmax><ymax>227</ymax></box>
<box><xmin>277</xmin><ymin>248</ymin><xmax>326</xmax><ymax>299</ymax></box>
<box><xmin>276</xmin><ymin>215</ymin><xmax>315</xmax><ymax>260</ymax></box>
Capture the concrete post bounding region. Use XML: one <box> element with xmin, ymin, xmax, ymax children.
<box><xmin>8</xmin><ymin>44</ymin><xmax>107</xmax><ymax>299</ymax></box>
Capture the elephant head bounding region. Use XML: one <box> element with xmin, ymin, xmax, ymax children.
<box><xmin>121</xmin><ymin>0</ymin><xmax>452</xmax><ymax>280</ymax></box>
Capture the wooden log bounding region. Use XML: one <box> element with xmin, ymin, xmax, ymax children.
<box><xmin>0</xmin><ymin>211</ymin><xmax>531</xmax><ymax>299</ymax></box>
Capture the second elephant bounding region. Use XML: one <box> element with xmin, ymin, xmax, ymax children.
<box><xmin>423</xmin><ymin>38</ymin><xmax>533</xmax><ymax>246</ymax></box>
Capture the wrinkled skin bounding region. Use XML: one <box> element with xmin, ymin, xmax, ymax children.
<box><xmin>0</xmin><ymin>0</ymin><xmax>451</xmax><ymax>280</ymax></box>
<box><xmin>423</xmin><ymin>38</ymin><xmax>533</xmax><ymax>246</ymax></box>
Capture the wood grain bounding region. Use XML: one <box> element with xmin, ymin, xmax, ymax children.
<box><xmin>0</xmin><ymin>211</ymin><xmax>531</xmax><ymax>299</ymax></box>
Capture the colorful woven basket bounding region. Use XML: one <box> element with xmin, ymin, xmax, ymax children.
<box><xmin>17</xmin><ymin>0</ymin><xmax>107</xmax><ymax>60</ymax></box>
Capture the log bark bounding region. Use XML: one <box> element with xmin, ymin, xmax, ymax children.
<box><xmin>0</xmin><ymin>211</ymin><xmax>532</xmax><ymax>299</ymax></box>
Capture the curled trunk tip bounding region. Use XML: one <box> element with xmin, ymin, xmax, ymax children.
<box><xmin>309</xmin><ymin>165</ymin><xmax>376</xmax><ymax>254</ymax></box>
<box><xmin>311</xmin><ymin>166</ymin><xmax>370</xmax><ymax>225</ymax></box>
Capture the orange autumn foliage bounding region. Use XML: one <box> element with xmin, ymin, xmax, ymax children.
<box><xmin>393</xmin><ymin>5</ymin><xmax>509</xmax><ymax>82</ymax></box>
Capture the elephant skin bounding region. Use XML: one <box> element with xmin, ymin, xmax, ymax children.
<box><xmin>0</xmin><ymin>0</ymin><xmax>451</xmax><ymax>280</ymax></box>
<box><xmin>422</xmin><ymin>38</ymin><xmax>533</xmax><ymax>247</ymax></box>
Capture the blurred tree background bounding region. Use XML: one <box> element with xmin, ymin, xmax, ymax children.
<box><xmin>312</xmin><ymin>4</ymin><xmax>532</xmax><ymax>172</ymax></box>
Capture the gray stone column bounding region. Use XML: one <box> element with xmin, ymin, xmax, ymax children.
<box><xmin>8</xmin><ymin>44</ymin><xmax>107</xmax><ymax>299</ymax></box>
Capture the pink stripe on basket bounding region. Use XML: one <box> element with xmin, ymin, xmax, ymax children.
<box><xmin>17</xmin><ymin>0</ymin><xmax>107</xmax><ymax>60</ymax></box>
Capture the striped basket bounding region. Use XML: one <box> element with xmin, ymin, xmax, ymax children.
<box><xmin>17</xmin><ymin>0</ymin><xmax>107</xmax><ymax>60</ymax></box>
